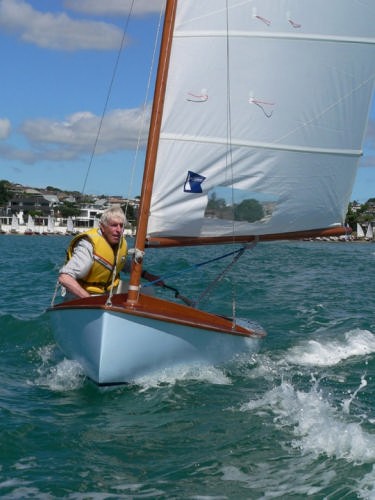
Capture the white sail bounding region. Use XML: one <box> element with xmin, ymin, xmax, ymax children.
<box><xmin>365</xmin><ymin>223</ymin><xmax>373</xmax><ymax>240</ymax></box>
<box><xmin>27</xmin><ymin>215</ymin><xmax>35</xmax><ymax>231</ymax></box>
<box><xmin>47</xmin><ymin>215</ymin><xmax>55</xmax><ymax>233</ymax></box>
<box><xmin>356</xmin><ymin>223</ymin><xmax>365</xmax><ymax>238</ymax></box>
<box><xmin>66</xmin><ymin>216</ymin><xmax>74</xmax><ymax>233</ymax></box>
<box><xmin>11</xmin><ymin>214</ymin><xmax>19</xmax><ymax>232</ymax></box>
<box><xmin>148</xmin><ymin>0</ymin><xmax>375</xmax><ymax>242</ymax></box>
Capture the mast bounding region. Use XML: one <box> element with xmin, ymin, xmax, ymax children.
<box><xmin>126</xmin><ymin>0</ymin><xmax>177</xmax><ymax>305</ymax></box>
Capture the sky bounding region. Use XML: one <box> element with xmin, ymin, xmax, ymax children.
<box><xmin>0</xmin><ymin>0</ymin><xmax>374</xmax><ymax>202</ymax></box>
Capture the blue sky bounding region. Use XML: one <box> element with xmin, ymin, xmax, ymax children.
<box><xmin>0</xmin><ymin>0</ymin><xmax>374</xmax><ymax>202</ymax></box>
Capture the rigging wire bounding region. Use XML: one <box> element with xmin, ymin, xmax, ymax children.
<box><xmin>142</xmin><ymin>241</ymin><xmax>258</xmax><ymax>300</ymax></box>
<box><xmin>195</xmin><ymin>242</ymin><xmax>256</xmax><ymax>308</ymax></box>
<box><xmin>123</xmin><ymin>4</ymin><xmax>165</xmax><ymax>219</ymax></box>
<box><xmin>52</xmin><ymin>5</ymin><xmax>167</xmax><ymax>306</ymax></box>
<box><xmin>80</xmin><ymin>0</ymin><xmax>136</xmax><ymax>196</ymax></box>
<box><xmin>224</xmin><ymin>0</ymin><xmax>239</xmax><ymax>324</ymax></box>
<box><xmin>189</xmin><ymin>1</ymin><xmax>241</xmax><ymax>318</ymax></box>
<box><xmin>51</xmin><ymin>3</ymin><xmax>137</xmax><ymax>305</ymax></box>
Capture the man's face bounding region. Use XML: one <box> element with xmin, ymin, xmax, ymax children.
<box><xmin>100</xmin><ymin>217</ymin><xmax>124</xmax><ymax>246</ymax></box>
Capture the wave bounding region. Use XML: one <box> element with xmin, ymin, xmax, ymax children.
<box><xmin>243</xmin><ymin>380</ymin><xmax>375</xmax><ymax>463</ymax></box>
<box><xmin>285</xmin><ymin>329</ymin><xmax>375</xmax><ymax>367</ymax></box>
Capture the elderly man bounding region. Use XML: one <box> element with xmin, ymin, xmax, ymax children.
<box><xmin>59</xmin><ymin>206</ymin><xmax>161</xmax><ymax>299</ymax></box>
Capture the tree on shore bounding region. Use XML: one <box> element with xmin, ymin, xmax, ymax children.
<box><xmin>58</xmin><ymin>201</ymin><xmax>81</xmax><ymax>218</ymax></box>
<box><xmin>0</xmin><ymin>180</ymin><xmax>12</xmax><ymax>205</ymax></box>
<box><xmin>345</xmin><ymin>201</ymin><xmax>373</xmax><ymax>230</ymax></box>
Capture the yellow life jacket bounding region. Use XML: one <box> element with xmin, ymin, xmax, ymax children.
<box><xmin>66</xmin><ymin>228</ymin><xmax>128</xmax><ymax>294</ymax></box>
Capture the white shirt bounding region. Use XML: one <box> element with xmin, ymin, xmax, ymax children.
<box><xmin>59</xmin><ymin>238</ymin><xmax>94</xmax><ymax>280</ymax></box>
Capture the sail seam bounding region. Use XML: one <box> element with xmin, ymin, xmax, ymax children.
<box><xmin>174</xmin><ymin>31</ymin><xmax>375</xmax><ymax>45</ymax></box>
<box><xmin>159</xmin><ymin>133</ymin><xmax>362</xmax><ymax>157</ymax></box>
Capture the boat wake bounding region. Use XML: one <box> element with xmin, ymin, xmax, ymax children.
<box><xmin>33</xmin><ymin>344</ymin><xmax>85</xmax><ymax>391</ymax></box>
<box><xmin>33</xmin><ymin>342</ymin><xmax>255</xmax><ymax>391</ymax></box>
<box><xmin>225</xmin><ymin>372</ymin><xmax>375</xmax><ymax>498</ymax></box>
<box><xmin>133</xmin><ymin>363</ymin><xmax>232</xmax><ymax>391</ymax></box>
<box><xmin>242</xmin><ymin>379</ymin><xmax>375</xmax><ymax>463</ymax></box>
<box><xmin>232</xmin><ymin>328</ymin><xmax>375</xmax><ymax>497</ymax></box>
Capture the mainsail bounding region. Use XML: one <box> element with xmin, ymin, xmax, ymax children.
<box><xmin>146</xmin><ymin>0</ymin><xmax>375</xmax><ymax>246</ymax></box>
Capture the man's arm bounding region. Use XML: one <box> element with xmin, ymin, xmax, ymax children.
<box><xmin>59</xmin><ymin>273</ymin><xmax>91</xmax><ymax>298</ymax></box>
<box><xmin>58</xmin><ymin>238</ymin><xmax>93</xmax><ymax>298</ymax></box>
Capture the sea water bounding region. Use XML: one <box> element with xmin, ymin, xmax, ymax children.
<box><xmin>1</xmin><ymin>235</ymin><xmax>375</xmax><ymax>499</ymax></box>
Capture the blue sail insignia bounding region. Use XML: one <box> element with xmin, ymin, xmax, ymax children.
<box><xmin>184</xmin><ymin>171</ymin><xmax>206</xmax><ymax>194</ymax></box>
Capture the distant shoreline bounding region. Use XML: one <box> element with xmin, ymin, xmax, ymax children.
<box><xmin>0</xmin><ymin>225</ymin><xmax>134</xmax><ymax>236</ymax></box>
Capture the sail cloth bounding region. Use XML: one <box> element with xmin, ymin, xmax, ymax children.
<box><xmin>147</xmin><ymin>0</ymin><xmax>375</xmax><ymax>243</ymax></box>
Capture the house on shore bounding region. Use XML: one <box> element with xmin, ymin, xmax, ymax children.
<box><xmin>0</xmin><ymin>185</ymin><xmax>138</xmax><ymax>235</ymax></box>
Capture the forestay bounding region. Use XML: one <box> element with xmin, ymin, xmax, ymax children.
<box><xmin>146</xmin><ymin>0</ymin><xmax>375</xmax><ymax>244</ymax></box>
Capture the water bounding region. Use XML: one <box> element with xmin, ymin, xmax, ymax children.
<box><xmin>1</xmin><ymin>235</ymin><xmax>375</xmax><ymax>499</ymax></box>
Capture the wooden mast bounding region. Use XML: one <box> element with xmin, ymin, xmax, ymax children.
<box><xmin>126</xmin><ymin>0</ymin><xmax>177</xmax><ymax>305</ymax></box>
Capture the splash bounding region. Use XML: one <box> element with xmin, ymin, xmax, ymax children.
<box><xmin>33</xmin><ymin>344</ymin><xmax>85</xmax><ymax>391</ymax></box>
<box><xmin>285</xmin><ymin>329</ymin><xmax>375</xmax><ymax>366</ymax></box>
<box><xmin>342</xmin><ymin>374</ymin><xmax>367</xmax><ymax>414</ymax></box>
<box><xmin>134</xmin><ymin>363</ymin><xmax>232</xmax><ymax>391</ymax></box>
<box><xmin>242</xmin><ymin>381</ymin><xmax>375</xmax><ymax>464</ymax></box>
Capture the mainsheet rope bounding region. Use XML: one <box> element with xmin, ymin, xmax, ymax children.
<box><xmin>142</xmin><ymin>240</ymin><xmax>258</xmax><ymax>306</ymax></box>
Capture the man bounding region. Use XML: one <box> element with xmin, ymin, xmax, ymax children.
<box><xmin>59</xmin><ymin>205</ymin><xmax>162</xmax><ymax>299</ymax></box>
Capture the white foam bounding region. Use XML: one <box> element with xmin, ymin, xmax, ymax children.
<box><xmin>242</xmin><ymin>381</ymin><xmax>375</xmax><ymax>464</ymax></box>
<box><xmin>34</xmin><ymin>358</ymin><xmax>85</xmax><ymax>391</ymax></box>
<box><xmin>285</xmin><ymin>329</ymin><xmax>375</xmax><ymax>366</ymax></box>
<box><xmin>13</xmin><ymin>457</ymin><xmax>37</xmax><ymax>471</ymax></box>
<box><xmin>221</xmin><ymin>463</ymin><xmax>337</xmax><ymax>498</ymax></box>
<box><xmin>357</xmin><ymin>465</ymin><xmax>375</xmax><ymax>499</ymax></box>
<box><xmin>0</xmin><ymin>482</ymin><xmax>57</xmax><ymax>500</ymax></box>
<box><xmin>342</xmin><ymin>374</ymin><xmax>368</xmax><ymax>414</ymax></box>
<box><xmin>31</xmin><ymin>343</ymin><xmax>85</xmax><ymax>390</ymax></box>
<box><xmin>134</xmin><ymin>363</ymin><xmax>232</xmax><ymax>391</ymax></box>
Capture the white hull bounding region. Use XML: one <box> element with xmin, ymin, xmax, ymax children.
<box><xmin>49</xmin><ymin>294</ymin><xmax>262</xmax><ymax>385</ymax></box>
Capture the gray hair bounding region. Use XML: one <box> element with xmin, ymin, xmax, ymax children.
<box><xmin>99</xmin><ymin>206</ymin><xmax>126</xmax><ymax>226</ymax></box>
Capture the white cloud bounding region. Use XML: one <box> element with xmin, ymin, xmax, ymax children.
<box><xmin>0</xmin><ymin>0</ymin><xmax>124</xmax><ymax>50</ymax></box>
<box><xmin>0</xmin><ymin>118</ymin><xmax>11</xmax><ymax>139</ymax></box>
<box><xmin>64</xmin><ymin>0</ymin><xmax>165</xmax><ymax>17</ymax></box>
<box><xmin>18</xmin><ymin>107</ymin><xmax>151</xmax><ymax>162</ymax></box>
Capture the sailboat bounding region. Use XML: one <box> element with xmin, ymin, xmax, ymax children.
<box><xmin>24</xmin><ymin>214</ymin><xmax>35</xmax><ymax>235</ymax></box>
<box><xmin>356</xmin><ymin>222</ymin><xmax>365</xmax><ymax>239</ymax></box>
<box><xmin>43</xmin><ymin>215</ymin><xmax>55</xmax><ymax>235</ymax></box>
<box><xmin>66</xmin><ymin>216</ymin><xmax>77</xmax><ymax>235</ymax></box>
<box><xmin>365</xmin><ymin>223</ymin><xmax>374</xmax><ymax>241</ymax></box>
<box><xmin>49</xmin><ymin>1</ymin><xmax>375</xmax><ymax>385</ymax></box>
<box><xmin>10</xmin><ymin>214</ymin><xmax>19</xmax><ymax>234</ymax></box>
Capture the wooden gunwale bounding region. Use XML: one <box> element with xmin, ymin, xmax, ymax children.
<box><xmin>50</xmin><ymin>293</ymin><xmax>264</xmax><ymax>338</ymax></box>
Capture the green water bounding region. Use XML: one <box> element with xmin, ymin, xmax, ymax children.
<box><xmin>1</xmin><ymin>235</ymin><xmax>375</xmax><ymax>498</ymax></box>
